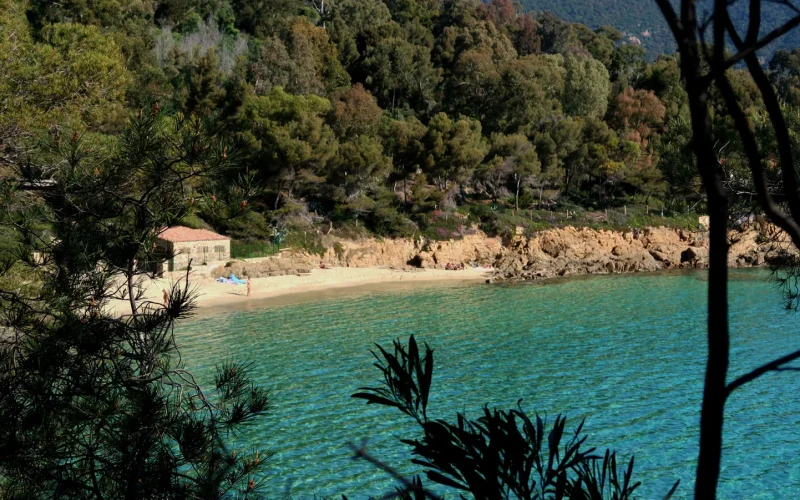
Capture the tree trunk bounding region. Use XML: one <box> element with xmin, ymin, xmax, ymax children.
<box><xmin>126</xmin><ymin>264</ymin><xmax>137</xmax><ymax>317</ymax></box>
<box><xmin>515</xmin><ymin>174</ymin><xmax>521</xmax><ymax>212</ymax></box>
<box><xmin>683</xmin><ymin>55</ymin><xmax>730</xmax><ymax>500</ymax></box>
<box><xmin>696</xmin><ymin>189</ymin><xmax>730</xmax><ymax>499</ymax></box>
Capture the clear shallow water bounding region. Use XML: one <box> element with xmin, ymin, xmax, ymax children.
<box><xmin>177</xmin><ymin>270</ymin><xmax>800</xmax><ymax>499</ymax></box>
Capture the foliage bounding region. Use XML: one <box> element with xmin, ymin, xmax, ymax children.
<box><xmin>352</xmin><ymin>335</ymin><xmax>678</xmax><ymax>499</ymax></box>
<box><xmin>0</xmin><ymin>112</ymin><xmax>269</xmax><ymax>497</ymax></box>
<box><xmin>562</xmin><ymin>54</ymin><xmax>611</xmax><ymax>119</ymax></box>
<box><xmin>3</xmin><ymin>0</ymin><xmax>799</xmax><ymax>249</ymax></box>
<box><xmin>0</xmin><ymin>1</ymin><xmax>130</xmax><ymax>132</ymax></box>
<box><xmin>230</xmin><ymin>239</ymin><xmax>281</xmax><ymax>259</ymax></box>
<box><xmin>9</xmin><ymin>0</ymin><xmax>776</xmax><ymax>246</ymax></box>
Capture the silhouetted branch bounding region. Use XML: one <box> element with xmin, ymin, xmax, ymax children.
<box><xmin>347</xmin><ymin>441</ymin><xmax>442</xmax><ymax>500</ymax></box>
<box><xmin>699</xmin><ymin>14</ymin><xmax>800</xmax><ymax>87</ymax></box>
<box><xmin>726</xmin><ymin>347</ymin><xmax>800</xmax><ymax>395</ymax></box>
<box><xmin>711</xmin><ymin>57</ymin><xmax>800</xmax><ymax>249</ymax></box>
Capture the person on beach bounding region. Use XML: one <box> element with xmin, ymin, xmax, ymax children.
<box><xmin>162</xmin><ymin>289</ymin><xmax>168</xmax><ymax>307</ymax></box>
<box><xmin>247</xmin><ymin>276</ymin><xmax>251</xmax><ymax>297</ymax></box>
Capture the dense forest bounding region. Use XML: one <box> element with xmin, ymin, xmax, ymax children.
<box><xmin>2</xmin><ymin>0</ymin><xmax>800</xmax><ymax>249</ymax></box>
<box><xmin>518</xmin><ymin>0</ymin><xmax>800</xmax><ymax>57</ymax></box>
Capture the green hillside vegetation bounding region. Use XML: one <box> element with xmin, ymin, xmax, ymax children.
<box><xmin>2</xmin><ymin>0</ymin><xmax>799</xmax><ymax>248</ymax></box>
<box><xmin>518</xmin><ymin>0</ymin><xmax>800</xmax><ymax>58</ymax></box>
<box><xmin>4</xmin><ymin>1</ymin><xmax>800</xmax><ymax>497</ymax></box>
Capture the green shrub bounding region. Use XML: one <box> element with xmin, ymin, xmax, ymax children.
<box><xmin>331</xmin><ymin>220</ymin><xmax>373</xmax><ymax>240</ymax></box>
<box><xmin>369</xmin><ymin>204</ymin><xmax>417</xmax><ymax>238</ymax></box>
<box><xmin>284</xmin><ymin>230</ymin><xmax>327</xmax><ymax>257</ymax></box>
<box><xmin>178</xmin><ymin>212</ymin><xmax>213</xmax><ymax>230</ymax></box>
<box><xmin>333</xmin><ymin>241</ymin><xmax>345</xmax><ymax>260</ymax></box>
<box><xmin>230</xmin><ymin>240</ymin><xmax>280</xmax><ymax>259</ymax></box>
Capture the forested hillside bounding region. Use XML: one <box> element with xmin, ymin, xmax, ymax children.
<box><xmin>2</xmin><ymin>0</ymin><xmax>800</xmax><ymax>250</ymax></box>
<box><xmin>518</xmin><ymin>0</ymin><xmax>800</xmax><ymax>58</ymax></box>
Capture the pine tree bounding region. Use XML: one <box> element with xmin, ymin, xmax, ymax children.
<box><xmin>0</xmin><ymin>108</ymin><xmax>269</xmax><ymax>498</ymax></box>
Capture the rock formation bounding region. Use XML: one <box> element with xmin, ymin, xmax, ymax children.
<box><xmin>490</xmin><ymin>222</ymin><xmax>791</xmax><ymax>282</ymax></box>
<box><xmin>316</xmin><ymin>232</ymin><xmax>504</xmax><ymax>269</ymax></box>
<box><xmin>214</xmin><ymin>221</ymin><xmax>794</xmax><ymax>282</ymax></box>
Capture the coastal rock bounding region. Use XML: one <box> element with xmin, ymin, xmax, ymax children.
<box><xmin>490</xmin><ymin>222</ymin><xmax>793</xmax><ymax>282</ymax></box>
<box><xmin>212</xmin><ymin>255</ymin><xmax>313</xmax><ymax>279</ymax></box>
<box><xmin>214</xmin><ymin>220</ymin><xmax>795</xmax><ymax>284</ymax></box>
<box><xmin>680</xmin><ymin>246</ymin><xmax>708</xmax><ymax>267</ymax></box>
<box><xmin>313</xmin><ymin>230</ymin><xmax>503</xmax><ymax>270</ymax></box>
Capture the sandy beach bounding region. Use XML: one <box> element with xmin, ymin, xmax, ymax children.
<box><xmin>108</xmin><ymin>266</ymin><xmax>491</xmax><ymax>316</ymax></box>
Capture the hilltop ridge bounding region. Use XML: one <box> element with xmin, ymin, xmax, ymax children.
<box><xmin>518</xmin><ymin>0</ymin><xmax>800</xmax><ymax>57</ymax></box>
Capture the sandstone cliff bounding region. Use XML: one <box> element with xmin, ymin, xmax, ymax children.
<box><xmin>317</xmin><ymin>232</ymin><xmax>504</xmax><ymax>269</ymax></box>
<box><xmin>216</xmin><ymin>223</ymin><xmax>791</xmax><ymax>282</ymax></box>
<box><xmin>491</xmin><ymin>222</ymin><xmax>790</xmax><ymax>282</ymax></box>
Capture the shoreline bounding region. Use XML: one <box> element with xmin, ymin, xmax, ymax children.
<box><xmin>105</xmin><ymin>265</ymin><xmax>773</xmax><ymax>317</ymax></box>
<box><xmin>107</xmin><ymin>266</ymin><xmax>491</xmax><ymax>316</ymax></box>
<box><xmin>105</xmin><ymin>222</ymin><xmax>785</xmax><ymax>316</ymax></box>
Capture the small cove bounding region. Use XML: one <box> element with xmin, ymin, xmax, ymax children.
<box><xmin>177</xmin><ymin>270</ymin><xmax>800</xmax><ymax>499</ymax></box>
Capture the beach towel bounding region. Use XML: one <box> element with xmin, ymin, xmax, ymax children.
<box><xmin>229</xmin><ymin>273</ymin><xmax>247</xmax><ymax>285</ymax></box>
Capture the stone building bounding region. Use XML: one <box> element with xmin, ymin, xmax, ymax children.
<box><xmin>157</xmin><ymin>226</ymin><xmax>230</xmax><ymax>272</ymax></box>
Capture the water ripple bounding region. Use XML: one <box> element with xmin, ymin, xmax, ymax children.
<box><xmin>176</xmin><ymin>271</ymin><xmax>800</xmax><ymax>499</ymax></box>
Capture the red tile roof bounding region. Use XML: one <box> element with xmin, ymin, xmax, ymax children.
<box><xmin>158</xmin><ymin>226</ymin><xmax>229</xmax><ymax>243</ymax></box>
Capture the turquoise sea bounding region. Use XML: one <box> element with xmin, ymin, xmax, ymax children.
<box><xmin>177</xmin><ymin>270</ymin><xmax>800</xmax><ymax>499</ymax></box>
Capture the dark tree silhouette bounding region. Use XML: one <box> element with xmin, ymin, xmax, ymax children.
<box><xmin>0</xmin><ymin>109</ymin><xmax>269</xmax><ymax>498</ymax></box>
<box><xmin>653</xmin><ymin>0</ymin><xmax>800</xmax><ymax>497</ymax></box>
<box><xmin>350</xmin><ymin>335</ymin><xmax>680</xmax><ymax>499</ymax></box>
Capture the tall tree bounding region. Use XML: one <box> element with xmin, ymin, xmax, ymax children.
<box><xmin>0</xmin><ymin>3</ymin><xmax>130</xmax><ymax>132</ymax></box>
<box><xmin>654</xmin><ymin>0</ymin><xmax>800</xmax><ymax>497</ymax></box>
<box><xmin>421</xmin><ymin>112</ymin><xmax>488</xmax><ymax>192</ymax></box>
<box><xmin>486</xmin><ymin>133</ymin><xmax>541</xmax><ymax>210</ymax></box>
<box><xmin>174</xmin><ymin>49</ymin><xmax>227</xmax><ymax>116</ymax></box>
<box><xmin>328</xmin><ymin>83</ymin><xmax>384</xmax><ymax>139</ymax></box>
<box><xmin>562</xmin><ymin>53</ymin><xmax>611</xmax><ymax>119</ymax></box>
<box><xmin>361</xmin><ymin>37</ymin><xmax>441</xmax><ymax>114</ymax></box>
<box><xmin>769</xmin><ymin>48</ymin><xmax>800</xmax><ymax>107</ymax></box>
<box><xmin>230</xmin><ymin>0</ymin><xmax>303</xmax><ymax>37</ymax></box>
<box><xmin>488</xmin><ymin>54</ymin><xmax>566</xmax><ymax>134</ymax></box>
<box><xmin>0</xmin><ymin>110</ymin><xmax>269</xmax><ymax>498</ymax></box>
<box><xmin>328</xmin><ymin>135</ymin><xmax>392</xmax><ymax>198</ymax></box>
<box><xmin>236</xmin><ymin>87</ymin><xmax>338</xmax><ymax>209</ymax></box>
<box><xmin>382</xmin><ymin>116</ymin><xmax>427</xmax><ymax>205</ymax></box>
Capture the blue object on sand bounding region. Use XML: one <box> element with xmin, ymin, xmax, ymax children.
<box><xmin>229</xmin><ymin>273</ymin><xmax>247</xmax><ymax>285</ymax></box>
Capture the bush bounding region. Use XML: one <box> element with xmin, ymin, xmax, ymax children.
<box><xmin>350</xmin><ymin>336</ymin><xmax>678</xmax><ymax>499</ymax></box>
<box><xmin>331</xmin><ymin>220</ymin><xmax>374</xmax><ymax>240</ymax></box>
<box><xmin>230</xmin><ymin>240</ymin><xmax>280</xmax><ymax>259</ymax></box>
<box><xmin>219</xmin><ymin>210</ymin><xmax>272</xmax><ymax>240</ymax></box>
<box><xmin>178</xmin><ymin>212</ymin><xmax>214</xmax><ymax>230</ymax></box>
<box><xmin>417</xmin><ymin>209</ymin><xmax>471</xmax><ymax>241</ymax></box>
<box><xmin>369</xmin><ymin>204</ymin><xmax>418</xmax><ymax>238</ymax></box>
<box><xmin>284</xmin><ymin>229</ymin><xmax>327</xmax><ymax>257</ymax></box>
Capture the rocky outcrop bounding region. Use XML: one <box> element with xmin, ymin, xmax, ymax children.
<box><xmin>213</xmin><ymin>255</ymin><xmax>313</xmax><ymax>278</ymax></box>
<box><xmin>316</xmin><ymin>232</ymin><xmax>504</xmax><ymax>269</ymax></box>
<box><xmin>213</xmin><ymin>222</ymin><xmax>793</xmax><ymax>283</ymax></box>
<box><xmin>490</xmin><ymin>222</ymin><xmax>792</xmax><ymax>282</ymax></box>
